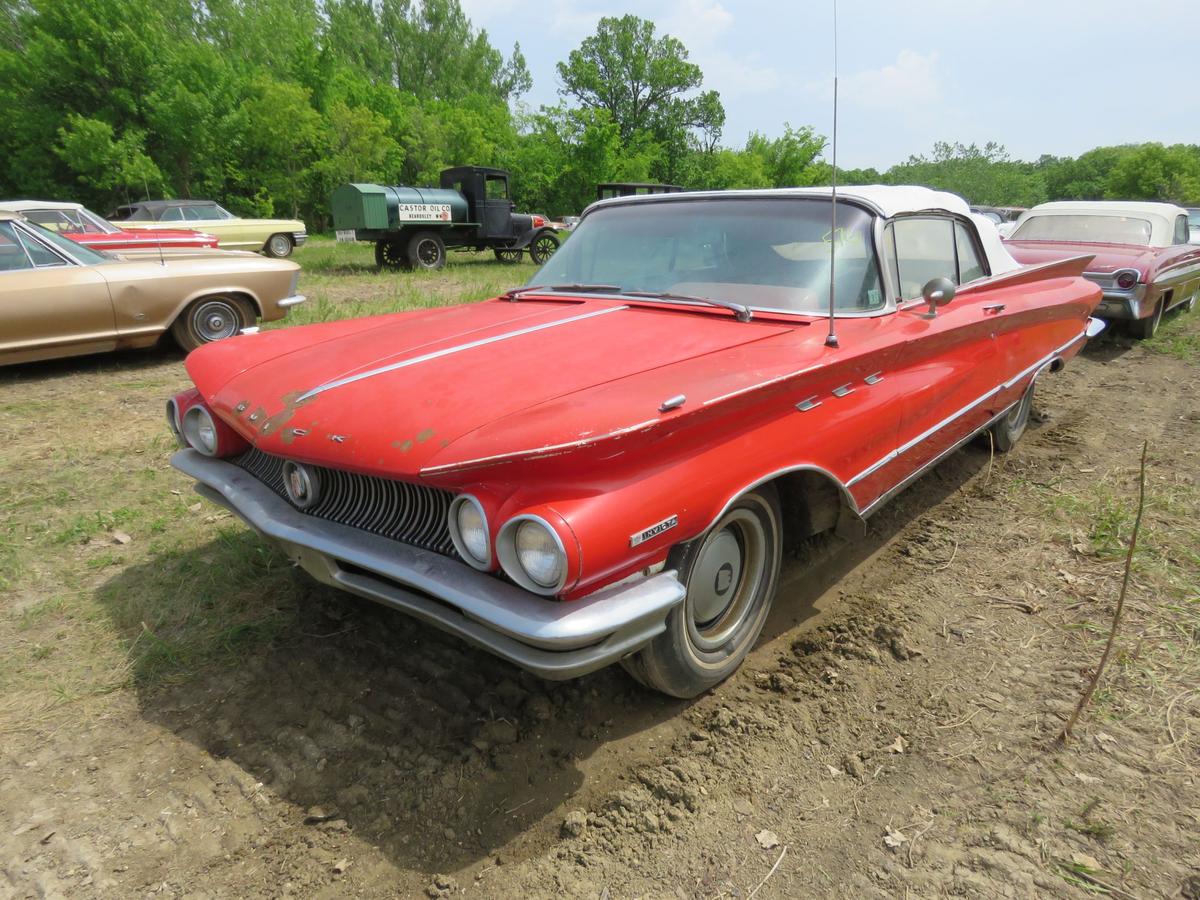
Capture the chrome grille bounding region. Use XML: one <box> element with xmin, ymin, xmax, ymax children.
<box><xmin>233</xmin><ymin>448</ymin><xmax>457</xmax><ymax>557</ymax></box>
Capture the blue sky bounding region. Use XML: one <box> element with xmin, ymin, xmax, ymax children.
<box><xmin>461</xmin><ymin>0</ymin><xmax>1200</xmax><ymax>170</ymax></box>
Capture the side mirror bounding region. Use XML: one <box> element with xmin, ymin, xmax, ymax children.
<box><xmin>921</xmin><ymin>277</ymin><xmax>957</xmax><ymax>316</ymax></box>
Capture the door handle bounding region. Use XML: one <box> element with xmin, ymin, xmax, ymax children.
<box><xmin>983</xmin><ymin>303</ymin><xmax>1006</xmax><ymax>314</ymax></box>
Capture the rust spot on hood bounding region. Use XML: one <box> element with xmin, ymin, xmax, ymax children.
<box><xmin>391</xmin><ymin>439</ymin><xmax>414</xmax><ymax>453</ymax></box>
<box><xmin>253</xmin><ymin>391</ymin><xmax>311</xmax><ymax>440</ymax></box>
<box><xmin>416</xmin><ymin>428</ymin><xmax>435</xmax><ymax>443</ymax></box>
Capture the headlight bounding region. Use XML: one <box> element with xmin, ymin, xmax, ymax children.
<box><xmin>166</xmin><ymin>398</ymin><xmax>184</xmax><ymax>447</ymax></box>
<box><xmin>182</xmin><ymin>405</ymin><xmax>219</xmax><ymax>456</ymax></box>
<box><xmin>498</xmin><ymin>515</ymin><xmax>567</xmax><ymax>594</ymax></box>
<box><xmin>448</xmin><ymin>495</ymin><xmax>490</xmax><ymax>569</ymax></box>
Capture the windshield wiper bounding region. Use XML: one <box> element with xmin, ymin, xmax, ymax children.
<box><xmin>621</xmin><ymin>290</ymin><xmax>753</xmax><ymax>323</ymax></box>
<box><xmin>504</xmin><ymin>283</ymin><xmax>622</xmax><ymax>300</ymax></box>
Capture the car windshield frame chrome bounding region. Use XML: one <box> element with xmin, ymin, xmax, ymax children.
<box><xmin>532</xmin><ymin>193</ymin><xmax>899</xmax><ymax>319</ymax></box>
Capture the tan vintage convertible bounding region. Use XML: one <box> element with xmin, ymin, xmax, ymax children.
<box><xmin>0</xmin><ymin>211</ymin><xmax>305</xmax><ymax>366</ymax></box>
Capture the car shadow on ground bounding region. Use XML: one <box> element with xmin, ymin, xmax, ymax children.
<box><xmin>0</xmin><ymin>342</ymin><xmax>184</xmax><ymax>386</ymax></box>
<box><xmin>93</xmin><ymin>435</ymin><xmax>991</xmax><ymax>874</ymax></box>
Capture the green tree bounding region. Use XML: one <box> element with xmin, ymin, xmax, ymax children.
<box><xmin>557</xmin><ymin>15</ymin><xmax>715</xmax><ymax>142</ymax></box>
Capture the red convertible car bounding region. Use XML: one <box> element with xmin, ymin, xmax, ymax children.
<box><xmin>168</xmin><ymin>187</ymin><xmax>1101</xmax><ymax>697</ymax></box>
<box><xmin>1005</xmin><ymin>201</ymin><xmax>1200</xmax><ymax>338</ymax></box>
<box><xmin>0</xmin><ymin>200</ymin><xmax>219</xmax><ymax>252</ymax></box>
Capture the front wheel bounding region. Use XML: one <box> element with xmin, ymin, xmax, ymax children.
<box><xmin>171</xmin><ymin>295</ymin><xmax>255</xmax><ymax>352</ymax></box>
<box><xmin>407</xmin><ymin>230</ymin><xmax>446</xmax><ymax>270</ymax></box>
<box><xmin>622</xmin><ymin>486</ymin><xmax>782</xmax><ymax>698</ymax></box>
<box><xmin>989</xmin><ymin>379</ymin><xmax>1035</xmax><ymax>452</ymax></box>
<box><xmin>528</xmin><ymin>232</ymin><xmax>559</xmax><ymax>265</ymax></box>
<box><xmin>1127</xmin><ymin>298</ymin><xmax>1163</xmax><ymax>339</ymax></box>
<box><xmin>264</xmin><ymin>233</ymin><xmax>294</xmax><ymax>258</ymax></box>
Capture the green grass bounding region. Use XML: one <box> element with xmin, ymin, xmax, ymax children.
<box><xmin>1146</xmin><ymin>300</ymin><xmax>1200</xmax><ymax>362</ymax></box>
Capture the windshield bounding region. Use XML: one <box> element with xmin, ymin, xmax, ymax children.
<box><xmin>26</xmin><ymin>206</ymin><xmax>120</xmax><ymax>235</ymax></box>
<box><xmin>24</xmin><ymin>220</ymin><xmax>112</xmax><ymax>264</ymax></box>
<box><xmin>528</xmin><ymin>197</ymin><xmax>885</xmax><ymax>314</ymax></box>
<box><xmin>1012</xmin><ymin>214</ymin><xmax>1152</xmax><ymax>245</ymax></box>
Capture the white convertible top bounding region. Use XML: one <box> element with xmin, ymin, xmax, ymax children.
<box><xmin>592</xmin><ymin>184</ymin><xmax>1023</xmax><ymax>277</ymax></box>
<box><xmin>1015</xmin><ymin>200</ymin><xmax>1187</xmax><ymax>248</ymax></box>
<box><xmin>0</xmin><ymin>199</ymin><xmax>84</xmax><ymax>212</ymax></box>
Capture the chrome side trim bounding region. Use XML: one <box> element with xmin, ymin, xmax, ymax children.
<box><xmin>859</xmin><ymin>403</ymin><xmax>1014</xmax><ymax>518</ymax></box>
<box><xmin>795</xmin><ymin>396</ymin><xmax>821</xmax><ymax>412</ymax></box>
<box><xmin>298</xmin><ymin>305</ymin><xmax>629</xmax><ymax>402</ymax></box>
<box><xmin>277</xmin><ymin>294</ymin><xmax>307</xmax><ymax>308</ymax></box>
<box><xmin>847</xmin><ymin>327</ymin><xmax>1087</xmax><ymax>488</ymax></box>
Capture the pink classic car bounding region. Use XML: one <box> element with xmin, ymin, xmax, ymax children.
<box><xmin>0</xmin><ymin>200</ymin><xmax>219</xmax><ymax>253</ymax></box>
<box><xmin>1005</xmin><ymin>201</ymin><xmax>1200</xmax><ymax>338</ymax></box>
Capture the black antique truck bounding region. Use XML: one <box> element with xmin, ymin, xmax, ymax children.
<box><xmin>332</xmin><ymin>166</ymin><xmax>560</xmax><ymax>270</ymax></box>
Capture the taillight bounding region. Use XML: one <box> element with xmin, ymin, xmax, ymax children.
<box><xmin>1115</xmin><ymin>271</ymin><xmax>1138</xmax><ymax>290</ymax></box>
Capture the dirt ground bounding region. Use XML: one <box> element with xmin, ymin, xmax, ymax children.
<box><xmin>2</xmin><ymin>300</ymin><xmax>1198</xmax><ymax>898</ymax></box>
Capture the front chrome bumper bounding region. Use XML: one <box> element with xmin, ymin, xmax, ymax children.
<box><xmin>293</xmin><ymin>231</ymin><xmax>308</xmax><ymax>247</ymax></box>
<box><xmin>171</xmin><ymin>450</ymin><xmax>686</xmax><ymax>679</ymax></box>
<box><xmin>277</xmin><ymin>294</ymin><xmax>306</xmax><ymax>308</ymax></box>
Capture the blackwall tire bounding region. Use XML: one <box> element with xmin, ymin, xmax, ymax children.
<box><xmin>621</xmin><ymin>486</ymin><xmax>782</xmax><ymax>698</ymax></box>
<box><xmin>494</xmin><ymin>249</ymin><xmax>522</xmax><ymax>263</ymax></box>
<box><xmin>1127</xmin><ymin>299</ymin><xmax>1163</xmax><ymax>339</ymax></box>
<box><xmin>407</xmin><ymin>231</ymin><xmax>446</xmax><ymax>270</ymax></box>
<box><xmin>528</xmin><ymin>233</ymin><xmax>559</xmax><ymax>265</ymax></box>
<box><xmin>264</xmin><ymin>233</ymin><xmax>294</xmax><ymax>258</ymax></box>
<box><xmin>376</xmin><ymin>239</ymin><xmax>408</xmax><ymax>270</ymax></box>
<box><xmin>171</xmin><ymin>295</ymin><xmax>255</xmax><ymax>352</ymax></box>
<box><xmin>989</xmin><ymin>379</ymin><xmax>1035</xmax><ymax>453</ymax></box>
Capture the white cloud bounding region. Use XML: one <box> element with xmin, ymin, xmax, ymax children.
<box><xmin>835</xmin><ymin>49</ymin><xmax>942</xmax><ymax>110</ymax></box>
<box><xmin>661</xmin><ymin>0</ymin><xmax>734</xmax><ymax>48</ymax></box>
<box><xmin>662</xmin><ymin>0</ymin><xmax>780</xmax><ymax>100</ymax></box>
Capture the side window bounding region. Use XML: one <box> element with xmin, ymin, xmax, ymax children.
<box><xmin>892</xmin><ymin>217</ymin><xmax>957</xmax><ymax>300</ymax></box>
<box><xmin>485</xmin><ymin>176</ymin><xmax>508</xmax><ymax>200</ymax></box>
<box><xmin>0</xmin><ymin>221</ymin><xmax>33</xmax><ymax>271</ymax></box>
<box><xmin>14</xmin><ymin>228</ymin><xmax>68</xmax><ymax>267</ymax></box>
<box><xmin>183</xmin><ymin>206</ymin><xmax>210</xmax><ymax>221</ymax></box>
<box><xmin>1175</xmin><ymin>215</ymin><xmax>1189</xmax><ymax>245</ymax></box>
<box><xmin>160</xmin><ymin>207</ymin><xmax>184</xmax><ymax>222</ymax></box>
<box><xmin>955</xmin><ymin>222</ymin><xmax>986</xmax><ymax>283</ymax></box>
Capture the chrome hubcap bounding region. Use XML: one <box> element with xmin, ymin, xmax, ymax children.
<box><xmin>270</xmin><ymin>236</ymin><xmax>289</xmax><ymax>255</ymax></box>
<box><xmin>687</xmin><ymin>509</ymin><xmax>765</xmax><ymax>651</ymax></box>
<box><xmin>194</xmin><ymin>300</ymin><xmax>239</xmax><ymax>342</ymax></box>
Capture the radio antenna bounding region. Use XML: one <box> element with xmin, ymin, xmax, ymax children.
<box><xmin>824</xmin><ymin>0</ymin><xmax>840</xmax><ymax>349</ymax></box>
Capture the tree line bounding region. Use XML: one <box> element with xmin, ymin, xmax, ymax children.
<box><xmin>1</xmin><ymin>0</ymin><xmax>1197</xmax><ymax>228</ymax></box>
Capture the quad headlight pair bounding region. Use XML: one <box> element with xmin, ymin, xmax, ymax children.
<box><xmin>167</xmin><ymin>395</ymin><xmax>246</xmax><ymax>458</ymax></box>
<box><xmin>448</xmin><ymin>496</ymin><xmax>567</xmax><ymax>595</ymax></box>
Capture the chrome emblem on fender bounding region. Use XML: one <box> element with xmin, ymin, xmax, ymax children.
<box><xmin>282</xmin><ymin>461</ymin><xmax>320</xmax><ymax>509</ymax></box>
<box><xmin>630</xmin><ymin>514</ymin><xmax>678</xmax><ymax>547</ymax></box>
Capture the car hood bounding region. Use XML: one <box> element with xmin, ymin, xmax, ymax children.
<box><xmin>1005</xmin><ymin>240</ymin><xmax>1157</xmax><ymax>276</ymax></box>
<box><xmin>186</xmin><ymin>298</ymin><xmax>804</xmax><ymax>479</ymax></box>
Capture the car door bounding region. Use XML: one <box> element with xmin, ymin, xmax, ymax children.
<box><xmin>883</xmin><ymin>215</ymin><xmax>1002</xmax><ymax>485</ymax></box>
<box><xmin>0</xmin><ymin>220</ymin><xmax>115</xmax><ymax>364</ymax></box>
